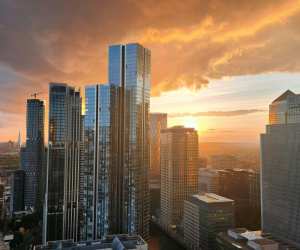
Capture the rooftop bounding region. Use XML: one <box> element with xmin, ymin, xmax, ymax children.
<box><xmin>272</xmin><ymin>90</ymin><xmax>295</xmax><ymax>103</ymax></box>
<box><xmin>192</xmin><ymin>193</ymin><xmax>234</xmax><ymax>204</ymax></box>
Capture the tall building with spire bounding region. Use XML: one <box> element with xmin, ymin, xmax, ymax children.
<box><xmin>45</xmin><ymin>83</ymin><xmax>82</xmax><ymax>242</ymax></box>
<box><xmin>261</xmin><ymin>90</ymin><xmax>300</xmax><ymax>248</ymax></box>
<box><xmin>80</xmin><ymin>43</ymin><xmax>151</xmax><ymax>240</ymax></box>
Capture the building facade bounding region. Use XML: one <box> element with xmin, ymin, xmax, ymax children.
<box><xmin>45</xmin><ymin>83</ymin><xmax>82</xmax><ymax>242</ymax></box>
<box><xmin>81</xmin><ymin>43</ymin><xmax>151</xmax><ymax>240</ymax></box>
<box><xmin>184</xmin><ymin>193</ymin><xmax>235</xmax><ymax>250</ymax></box>
<box><xmin>160</xmin><ymin>126</ymin><xmax>199</xmax><ymax>230</ymax></box>
<box><xmin>218</xmin><ymin>169</ymin><xmax>261</xmax><ymax>230</ymax></box>
<box><xmin>150</xmin><ymin>113</ymin><xmax>167</xmax><ymax>180</ymax></box>
<box><xmin>21</xmin><ymin>98</ymin><xmax>45</xmax><ymax>211</ymax></box>
<box><xmin>10</xmin><ymin>169</ymin><xmax>24</xmax><ymax>213</ymax></box>
<box><xmin>261</xmin><ymin>90</ymin><xmax>300</xmax><ymax>248</ymax></box>
<box><xmin>198</xmin><ymin>168</ymin><xmax>219</xmax><ymax>194</ymax></box>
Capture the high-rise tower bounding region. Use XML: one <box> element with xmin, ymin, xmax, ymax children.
<box><xmin>81</xmin><ymin>43</ymin><xmax>151</xmax><ymax>240</ymax></box>
<box><xmin>261</xmin><ymin>90</ymin><xmax>300</xmax><ymax>248</ymax></box>
<box><xmin>160</xmin><ymin>126</ymin><xmax>199</xmax><ymax>230</ymax></box>
<box><xmin>21</xmin><ymin>98</ymin><xmax>45</xmax><ymax>210</ymax></box>
<box><xmin>45</xmin><ymin>83</ymin><xmax>82</xmax><ymax>242</ymax></box>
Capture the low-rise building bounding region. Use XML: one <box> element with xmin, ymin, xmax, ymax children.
<box><xmin>35</xmin><ymin>235</ymin><xmax>148</xmax><ymax>250</ymax></box>
<box><xmin>184</xmin><ymin>193</ymin><xmax>235</xmax><ymax>250</ymax></box>
<box><xmin>217</xmin><ymin>228</ymin><xmax>280</xmax><ymax>250</ymax></box>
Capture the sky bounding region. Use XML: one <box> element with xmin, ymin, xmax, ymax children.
<box><xmin>1</xmin><ymin>0</ymin><xmax>300</xmax><ymax>143</ymax></box>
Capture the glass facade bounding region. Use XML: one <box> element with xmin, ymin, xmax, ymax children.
<box><xmin>46</xmin><ymin>83</ymin><xmax>82</xmax><ymax>242</ymax></box>
<box><xmin>21</xmin><ymin>99</ymin><xmax>45</xmax><ymax>211</ymax></box>
<box><xmin>261</xmin><ymin>90</ymin><xmax>300</xmax><ymax>248</ymax></box>
<box><xmin>81</xmin><ymin>43</ymin><xmax>151</xmax><ymax>240</ymax></box>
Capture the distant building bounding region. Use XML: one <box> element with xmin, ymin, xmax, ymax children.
<box><xmin>10</xmin><ymin>169</ymin><xmax>24</xmax><ymax>213</ymax></box>
<box><xmin>217</xmin><ymin>228</ymin><xmax>279</xmax><ymax>250</ymax></box>
<box><xmin>218</xmin><ymin>169</ymin><xmax>261</xmax><ymax>230</ymax></box>
<box><xmin>150</xmin><ymin>113</ymin><xmax>167</xmax><ymax>180</ymax></box>
<box><xmin>160</xmin><ymin>126</ymin><xmax>199</xmax><ymax>230</ymax></box>
<box><xmin>36</xmin><ymin>235</ymin><xmax>148</xmax><ymax>250</ymax></box>
<box><xmin>261</xmin><ymin>90</ymin><xmax>300</xmax><ymax>248</ymax></box>
<box><xmin>183</xmin><ymin>193</ymin><xmax>234</xmax><ymax>250</ymax></box>
<box><xmin>21</xmin><ymin>98</ymin><xmax>45</xmax><ymax>211</ymax></box>
<box><xmin>45</xmin><ymin>83</ymin><xmax>82</xmax><ymax>242</ymax></box>
<box><xmin>210</xmin><ymin>155</ymin><xmax>238</xmax><ymax>170</ymax></box>
<box><xmin>198</xmin><ymin>168</ymin><xmax>219</xmax><ymax>193</ymax></box>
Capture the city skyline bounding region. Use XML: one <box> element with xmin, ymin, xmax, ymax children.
<box><xmin>2</xmin><ymin>1</ymin><xmax>300</xmax><ymax>143</ymax></box>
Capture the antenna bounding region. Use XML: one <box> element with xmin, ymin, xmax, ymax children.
<box><xmin>30</xmin><ymin>92</ymin><xmax>43</xmax><ymax>99</ymax></box>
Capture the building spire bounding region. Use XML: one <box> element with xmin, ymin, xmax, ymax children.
<box><xmin>17</xmin><ymin>129</ymin><xmax>21</xmax><ymax>148</ymax></box>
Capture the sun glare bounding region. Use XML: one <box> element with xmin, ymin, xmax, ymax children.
<box><xmin>183</xmin><ymin>116</ymin><xmax>199</xmax><ymax>130</ymax></box>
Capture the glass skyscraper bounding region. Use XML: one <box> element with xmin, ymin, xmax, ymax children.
<box><xmin>261</xmin><ymin>90</ymin><xmax>300</xmax><ymax>248</ymax></box>
<box><xmin>21</xmin><ymin>98</ymin><xmax>45</xmax><ymax>211</ymax></box>
<box><xmin>45</xmin><ymin>83</ymin><xmax>82</xmax><ymax>242</ymax></box>
<box><xmin>81</xmin><ymin>43</ymin><xmax>151</xmax><ymax>240</ymax></box>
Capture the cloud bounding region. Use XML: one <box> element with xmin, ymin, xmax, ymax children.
<box><xmin>0</xmin><ymin>0</ymin><xmax>300</xmax><ymax>111</ymax></box>
<box><xmin>169</xmin><ymin>109</ymin><xmax>266</xmax><ymax>117</ymax></box>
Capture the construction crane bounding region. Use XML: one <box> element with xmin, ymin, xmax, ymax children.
<box><xmin>30</xmin><ymin>92</ymin><xmax>43</xmax><ymax>99</ymax></box>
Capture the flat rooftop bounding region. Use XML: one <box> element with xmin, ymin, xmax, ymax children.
<box><xmin>192</xmin><ymin>193</ymin><xmax>234</xmax><ymax>203</ymax></box>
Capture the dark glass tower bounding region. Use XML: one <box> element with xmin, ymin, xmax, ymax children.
<box><xmin>45</xmin><ymin>83</ymin><xmax>82</xmax><ymax>242</ymax></box>
<box><xmin>21</xmin><ymin>98</ymin><xmax>45</xmax><ymax>211</ymax></box>
<box><xmin>81</xmin><ymin>43</ymin><xmax>151</xmax><ymax>240</ymax></box>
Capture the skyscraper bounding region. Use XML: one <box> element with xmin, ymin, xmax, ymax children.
<box><xmin>150</xmin><ymin>113</ymin><xmax>167</xmax><ymax>180</ymax></box>
<box><xmin>160</xmin><ymin>126</ymin><xmax>199</xmax><ymax>230</ymax></box>
<box><xmin>81</xmin><ymin>43</ymin><xmax>151</xmax><ymax>240</ymax></box>
<box><xmin>261</xmin><ymin>90</ymin><xmax>300</xmax><ymax>247</ymax></box>
<box><xmin>21</xmin><ymin>98</ymin><xmax>45</xmax><ymax>211</ymax></box>
<box><xmin>45</xmin><ymin>83</ymin><xmax>82</xmax><ymax>242</ymax></box>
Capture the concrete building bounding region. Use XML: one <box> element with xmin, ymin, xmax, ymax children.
<box><xmin>183</xmin><ymin>193</ymin><xmax>235</xmax><ymax>250</ymax></box>
<box><xmin>261</xmin><ymin>90</ymin><xmax>300</xmax><ymax>248</ymax></box>
<box><xmin>36</xmin><ymin>235</ymin><xmax>148</xmax><ymax>250</ymax></box>
<box><xmin>160</xmin><ymin>126</ymin><xmax>198</xmax><ymax>231</ymax></box>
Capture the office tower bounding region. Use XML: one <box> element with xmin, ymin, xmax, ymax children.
<box><xmin>183</xmin><ymin>193</ymin><xmax>234</xmax><ymax>250</ymax></box>
<box><xmin>261</xmin><ymin>90</ymin><xmax>300</xmax><ymax>247</ymax></box>
<box><xmin>45</xmin><ymin>83</ymin><xmax>82</xmax><ymax>242</ymax></box>
<box><xmin>36</xmin><ymin>235</ymin><xmax>148</xmax><ymax>250</ymax></box>
<box><xmin>81</xmin><ymin>43</ymin><xmax>151</xmax><ymax>240</ymax></box>
<box><xmin>10</xmin><ymin>169</ymin><xmax>24</xmax><ymax>213</ymax></box>
<box><xmin>21</xmin><ymin>98</ymin><xmax>45</xmax><ymax>210</ymax></box>
<box><xmin>210</xmin><ymin>155</ymin><xmax>238</xmax><ymax>170</ymax></box>
<box><xmin>198</xmin><ymin>168</ymin><xmax>219</xmax><ymax>193</ymax></box>
<box><xmin>160</xmin><ymin>126</ymin><xmax>198</xmax><ymax>230</ymax></box>
<box><xmin>218</xmin><ymin>169</ymin><xmax>260</xmax><ymax>230</ymax></box>
<box><xmin>150</xmin><ymin>113</ymin><xmax>167</xmax><ymax>180</ymax></box>
<box><xmin>217</xmin><ymin>228</ymin><xmax>279</xmax><ymax>250</ymax></box>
